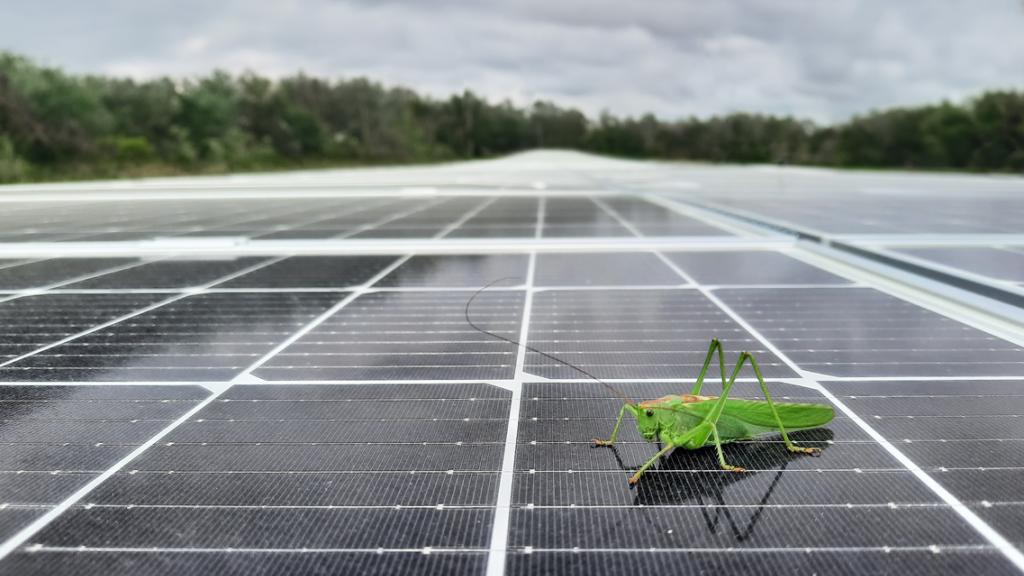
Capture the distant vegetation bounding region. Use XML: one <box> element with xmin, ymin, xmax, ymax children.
<box><xmin>1</xmin><ymin>51</ymin><xmax>1023</xmax><ymax>183</ymax></box>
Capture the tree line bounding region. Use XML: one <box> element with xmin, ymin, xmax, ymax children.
<box><xmin>1</xmin><ymin>51</ymin><xmax>1022</xmax><ymax>182</ymax></box>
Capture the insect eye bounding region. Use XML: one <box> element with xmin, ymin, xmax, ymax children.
<box><xmin>645</xmin><ymin>410</ymin><xmax>654</xmax><ymax>417</ymax></box>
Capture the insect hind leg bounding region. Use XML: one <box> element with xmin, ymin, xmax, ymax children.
<box><xmin>689</xmin><ymin>338</ymin><xmax>727</xmax><ymax>395</ymax></box>
<box><xmin>711</xmin><ymin>424</ymin><xmax>746</xmax><ymax>473</ymax></box>
<box><xmin>742</xmin><ymin>352</ymin><xmax>821</xmax><ymax>457</ymax></box>
<box><xmin>691</xmin><ymin>356</ymin><xmax>750</xmax><ymax>473</ymax></box>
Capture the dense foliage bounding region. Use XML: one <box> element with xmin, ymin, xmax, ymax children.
<box><xmin>1</xmin><ymin>52</ymin><xmax>1022</xmax><ymax>182</ymax></box>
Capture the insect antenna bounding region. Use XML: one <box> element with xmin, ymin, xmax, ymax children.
<box><xmin>465</xmin><ymin>277</ymin><xmax>636</xmax><ymax>406</ymax></box>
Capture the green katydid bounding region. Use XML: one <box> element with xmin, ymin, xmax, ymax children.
<box><xmin>465</xmin><ymin>280</ymin><xmax>835</xmax><ymax>486</ymax></box>
<box><xmin>592</xmin><ymin>337</ymin><xmax>834</xmax><ymax>484</ymax></box>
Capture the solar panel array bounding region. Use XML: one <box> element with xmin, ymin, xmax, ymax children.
<box><xmin>0</xmin><ymin>151</ymin><xmax>1022</xmax><ymax>575</ymax></box>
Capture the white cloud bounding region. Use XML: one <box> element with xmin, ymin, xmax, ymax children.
<box><xmin>1</xmin><ymin>0</ymin><xmax>1022</xmax><ymax>122</ymax></box>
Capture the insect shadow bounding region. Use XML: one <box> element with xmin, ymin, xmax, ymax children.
<box><xmin>605</xmin><ymin>428</ymin><xmax>834</xmax><ymax>542</ymax></box>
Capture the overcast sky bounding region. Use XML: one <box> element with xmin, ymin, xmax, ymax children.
<box><xmin>3</xmin><ymin>0</ymin><xmax>1023</xmax><ymax>122</ymax></box>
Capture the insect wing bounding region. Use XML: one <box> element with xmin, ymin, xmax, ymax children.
<box><xmin>714</xmin><ymin>398</ymin><xmax>835</xmax><ymax>429</ymax></box>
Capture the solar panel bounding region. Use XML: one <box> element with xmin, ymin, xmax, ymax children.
<box><xmin>0</xmin><ymin>151</ymin><xmax>1022</xmax><ymax>575</ymax></box>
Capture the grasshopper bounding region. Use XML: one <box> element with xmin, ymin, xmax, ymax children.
<box><xmin>593</xmin><ymin>338</ymin><xmax>834</xmax><ymax>485</ymax></box>
<box><xmin>464</xmin><ymin>281</ymin><xmax>834</xmax><ymax>486</ymax></box>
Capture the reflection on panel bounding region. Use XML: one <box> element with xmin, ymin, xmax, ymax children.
<box><xmin>0</xmin><ymin>293</ymin><xmax>342</xmax><ymax>381</ymax></box>
<box><xmin>255</xmin><ymin>290</ymin><xmax>525</xmax><ymax>380</ymax></box>
<box><xmin>527</xmin><ymin>289</ymin><xmax>796</xmax><ymax>378</ymax></box>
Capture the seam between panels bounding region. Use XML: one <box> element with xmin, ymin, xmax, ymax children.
<box><xmin>486</xmin><ymin>250</ymin><xmax>535</xmax><ymax>576</ymax></box>
<box><xmin>653</xmin><ymin>251</ymin><xmax>1024</xmax><ymax>573</ymax></box>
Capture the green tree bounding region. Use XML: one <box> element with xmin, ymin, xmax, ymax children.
<box><xmin>2</xmin><ymin>50</ymin><xmax>1024</xmax><ymax>181</ymax></box>
<box><xmin>0</xmin><ymin>135</ymin><xmax>26</xmax><ymax>181</ymax></box>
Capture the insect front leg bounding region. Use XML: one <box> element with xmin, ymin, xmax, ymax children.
<box><xmin>628</xmin><ymin>442</ymin><xmax>674</xmax><ymax>485</ymax></box>
<box><xmin>744</xmin><ymin>353</ymin><xmax>821</xmax><ymax>457</ymax></box>
<box><xmin>592</xmin><ymin>404</ymin><xmax>629</xmax><ymax>447</ymax></box>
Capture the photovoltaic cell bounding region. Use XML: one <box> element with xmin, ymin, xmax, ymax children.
<box><xmin>0</xmin><ymin>386</ymin><xmax>207</xmax><ymax>542</ymax></box>
<box><xmin>62</xmin><ymin>257</ymin><xmax>269</xmax><ymax>289</ymax></box>
<box><xmin>603</xmin><ymin>198</ymin><xmax>732</xmax><ymax>236</ymax></box>
<box><xmin>355</xmin><ymin>226</ymin><xmax>446</xmax><ymax>239</ymax></box>
<box><xmin>0</xmin><ymin>293</ymin><xmax>171</xmax><ymax>363</ymax></box>
<box><xmin>665</xmin><ymin>250</ymin><xmax>850</xmax><ymax>285</ymax></box>
<box><xmin>0</xmin><ymin>292</ymin><xmax>342</xmax><ymax>381</ymax></box>
<box><xmin>542</xmin><ymin>198</ymin><xmax>632</xmax><ymax>237</ymax></box>
<box><xmin>376</xmin><ymin>254</ymin><xmax>529</xmax><ymax>287</ymax></box>
<box><xmin>822</xmin><ymin>379</ymin><xmax>1024</xmax><ymax>548</ymax></box>
<box><xmin>13</xmin><ymin>384</ymin><xmax>508</xmax><ymax>574</ymax></box>
<box><xmin>533</xmin><ymin>253</ymin><xmax>682</xmax><ymax>286</ymax></box>
<box><xmin>5</xmin><ymin>550</ymin><xmax>487</xmax><ymax>575</ymax></box>
<box><xmin>219</xmin><ymin>256</ymin><xmax>400</xmax><ymax>288</ymax></box>
<box><xmin>507</xmin><ymin>547</ymin><xmax>1012</xmax><ymax>575</ymax></box>
<box><xmin>0</xmin><ymin>258</ymin><xmax>139</xmax><ymax>290</ymax></box>
<box><xmin>446</xmin><ymin>225</ymin><xmax>537</xmax><ymax>238</ymax></box>
<box><xmin>0</xmin><ymin>260</ymin><xmax>28</xmax><ymax>272</ymax></box>
<box><xmin>349</xmin><ymin>197</ymin><xmax>482</xmax><ymax>239</ymax></box>
<box><xmin>255</xmin><ymin>290</ymin><xmax>525</xmax><ymax>380</ymax></box>
<box><xmin>714</xmin><ymin>287</ymin><xmax>1024</xmax><ymax>377</ymax></box>
<box><xmin>446</xmin><ymin>198</ymin><xmax>539</xmax><ymax>238</ymax></box>
<box><xmin>526</xmin><ymin>289</ymin><xmax>796</xmax><ymax>378</ymax></box>
<box><xmin>896</xmin><ymin>247</ymin><xmax>1024</xmax><ymax>282</ymax></box>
